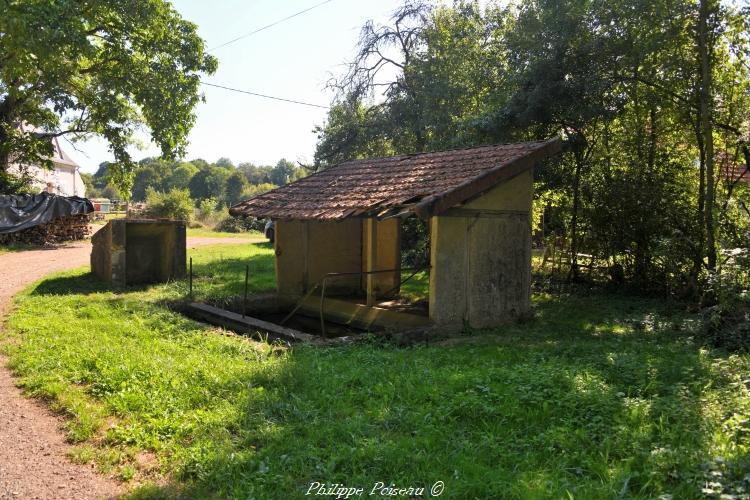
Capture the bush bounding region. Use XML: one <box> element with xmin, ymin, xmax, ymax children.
<box><xmin>144</xmin><ymin>188</ymin><xmax>193</xmax><ymax>221</ymax></box>
<box><xmin>699</xmin><ymin>297</ymin><xmax>750</xmax><ymax>352</ymax></box>
<box><xmin>198</xmin><ymin>197</ymin><xmax>219</xmax><ymax>217</ymax></box>
<box><xmin>195</xmin><ymin>198</ymin><xmax>226</xmax><ymax>228</ymax></box>
<box><xmin>216</xmin><ymin>216</ymin><xmax>265</xmax><ymax>233</ymax></box>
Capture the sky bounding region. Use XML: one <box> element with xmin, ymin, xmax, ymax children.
<box><xmin>66</xmin><ymin>0</ymin><xmax>407</xmax><ymax>173</ymax></box>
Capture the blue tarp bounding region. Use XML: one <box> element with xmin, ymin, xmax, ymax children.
<box><xmin>0</xmin><ymin>193</ymin><xmax>93</xmax><ymax>234</ymax></box>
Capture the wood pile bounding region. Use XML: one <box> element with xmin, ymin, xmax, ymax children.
<box><xmin>0</xmin><ymin>214</ymin><xmax>91</xmax><ymax>246</ymax></box>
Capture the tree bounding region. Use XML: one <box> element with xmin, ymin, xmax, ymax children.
<box><xmin>188</xmin><ymin>164</ymin><xmax>230</xmax><ymax>203</ymax></box>
<box><xmin>225</xmin><ymin>171</ymin><xmax>247</xmax><ymax>206</ymax></box>
<box><xmin>238</xmin><ymin>162</ymin><xmax>273</xmax><ymax>185</ymax></box>
<box><xmin>131</xmin><ymin>160</ymin><xmax>168</xmax><ymax>201</ymax></box>
<box><xmin>145</xmin><ymin>187</ymin><xmax>193</xmax><ymax>221</ymax></box>
<box><xmin>92</xmin><ymin>162</ymin><xmax>112</xmax><ymax>190</ymax></box>
<box><xmin>0</xmin><ymin>0</ymin><xmax>217</xmax><ymax>194</ymax></box>
<box><xmin>166</xmin><ymin>162</ymin><xmax>199</xmax><ymax>191</ymax></box>
<box><xmin>330</xmin><ymin>1</ymin><xmax>433</xmax><ymax>153</ymax></box>
<box><xmin>80</xmin><ymin>172</ymin><xmax>96</xmax><ymax>196</ymax></box>
<box><xmin>696</xmin><ymin>0</ymin><xmax>719</xmax><ymax>270</ymax></box>
<box><xmin>317</xmin><ymin>0</ymin><xmax>750</xmax><ymax>293</ymax></box>
<box><xmin>270</xmin><ymin>159</ymin><xmax>296</xmax><ymax>186</ymax></box>
<box><xmin>313</xmin><ymin>100</ymin><xmax>394</xmax><ymax>167</ymax></box>
<box><xmin>215</xmin><ymin>157</ymin><xmax>235</xmax><ymax>169</ymax></box>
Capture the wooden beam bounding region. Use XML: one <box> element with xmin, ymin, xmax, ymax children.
<box><xmin>441</xmin><ymin>208</ymin><xmax>530</xmax><ymax>219</ymax></box>
<box><xmin>185</xmin><ymin>302</ymin><xmax>317</xmax><ymax>344</ymax></box>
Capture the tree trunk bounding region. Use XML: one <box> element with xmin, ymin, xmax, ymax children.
<box><xmin>567</xmin><ymin>147</ymin><xmax>584</xmax><ymax>281</ymax></box>
<box><xmin>698</xmin><ymin>0</ymin><xmax>717</xmax><ymax>270</ymax></box>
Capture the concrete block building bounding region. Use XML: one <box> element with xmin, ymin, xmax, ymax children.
<box><xmin>230</xmin><ymin>138</ymin><xmax>561</xmax><ymax>330</ymax></box>
<box><xmin>91</xmin><ymin>219</ymin><xmax>186</xmax><ymax>286</ymax></box>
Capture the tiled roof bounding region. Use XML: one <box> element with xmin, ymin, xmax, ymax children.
<box><xmin>721</xmin><ymin>165</ymin><xmax>750</xmax><ymax>183</ymax></box>
<box><xmin>230</xmin><ymin>138</ymin><xmax>562</xmax><ymax>220</ymax></box>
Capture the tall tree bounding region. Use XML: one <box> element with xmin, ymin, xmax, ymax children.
<box><xmin>0</xmin><ymin>0</ymin><xmax>217</xmax><ymax>194</ymax></box>
<box><xmin>225</xmin><ymin>171</ymin><xmax>247</xmax><ymax>206</ymax></box>
<box><xmin>696</xmin><ymin>0</ymin><xmax>718</xmax><ymax>270</ymax></box>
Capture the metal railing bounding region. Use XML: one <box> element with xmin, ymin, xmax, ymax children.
<box><xmin>280</xmin><ymin>266</ymin><xmax>430</xmax><ymax>337</ymax></box>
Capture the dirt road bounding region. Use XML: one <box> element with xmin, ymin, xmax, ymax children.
<box><xmin>0</xmin><ymin>236</ymin><xmax>249</xmax><ymax>499</ymax></box>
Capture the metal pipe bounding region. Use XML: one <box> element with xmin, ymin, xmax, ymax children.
<box><xmin>279</xmin><ymin>283</ymin><xmax>320</xmax><ymax>325</ymax></box>
<box><xmin>320</xmin><ymin>278</ymin><xmax>327</xmax><ymax>338</ymax></box>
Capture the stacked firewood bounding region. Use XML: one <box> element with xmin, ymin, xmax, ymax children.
<box><xmin>0</xmin><ymin>215</ymin><xmax>91</xmax><ymax>246</ymax></box>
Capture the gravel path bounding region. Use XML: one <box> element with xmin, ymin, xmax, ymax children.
<box><xmin>0</xmin><ymin>236</ymin><xmax>250</xmax><ymax>499</ymax></box>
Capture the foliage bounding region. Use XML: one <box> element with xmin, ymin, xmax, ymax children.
<box><xmin>188</xmin><ymin>165</ymin><xmax>231</xmax><ymax>205</ymax></box>
<box><xmin>241</xmin><ymin>183</ymin><xmax>277</xmax><ymax>200</ymax></box>
<box><xmin>316</xmin><ymin>0</ymin><xmax>750</xmax><ymax>299</ymax></box>
<box><xmin>144</xmin><ymin>188</ymin><xmax>193</xmax><ymax>221</ymax></box>
<box><xmin>0</xmin><ymin>0</ymin><xmax>217</xmax><ymax>194</ymax></box>
<box><xmin>224</xmin><ymin>171</ymin><xmax>247</xmax><ymax>207</ymax></box>
<box><xmin>700</xmin><ymin>298</ymin><xmax>750</xmax><ymax>352</ymax></box>
<box><xmin>108</xmin><ymin>153</ymin><xmax>307</xmax><ymax>208</ymax></box>
<box><xmin>192</xmin><ymin>197</ymin><xmax>225</xmax><ymax>229</ymax></box>
<box><xmin>216</xmin><ymin>216</ymin><xmax>265</xmax><ymax>234</ymax></box>
<box><xmin>400</xmin><ymin>216</ymin><xmax>429</xmax><ymax>268</ymax></box>
<box><xmin>198</xmin><ymin>197</ymin><xmax>219</xmax><ymax>218</ymax></box>
<box><xmin>4</xmin><ymin>243</ymin><xmax>750</xmax><ymax>497</ymax></box>
<box><xmin>237</xmin><ymin>163</ymin><xmax>273</xmax><ymax>185</ymax></box>
<box><xmin>313</xmin><ymin>101</ymin><xmax>395</xmax><ymax>167</ymax></box>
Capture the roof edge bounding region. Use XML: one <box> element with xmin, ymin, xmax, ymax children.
<box><xmin>412</xmin><ymin>137</ymin><xmax>562</xmax><ymax>218</ymax></box>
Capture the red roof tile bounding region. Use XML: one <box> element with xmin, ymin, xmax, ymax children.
<box><xmin>230</xmin><ymin>138</ymin><xmax>562</xmax><ymax>220</ymax></box>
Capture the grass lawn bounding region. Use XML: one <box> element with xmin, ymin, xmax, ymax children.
<box><xmin>2</xmin><ymin>242</ymin><xmax>750</xmax><ymax>498</ymax></box>
<box><xmin>185</xmin><ymin>227</ymin><xmax>265</xmax><ymax>240</ymax></box>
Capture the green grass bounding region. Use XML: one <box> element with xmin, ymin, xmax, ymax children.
<box><xmin>183</xmin><ymin>240</ymin><xmax>276</xmax><ymax>302</ymax></box>
<box><xmin>0</xmin><ymin>243</ymin><xmax>36</xmax><ymax>255</ymax></box>
<box><xmin>2</xmin><ymin>242</ymin><xmax>750</xmax><ymax>498</ymax></box>
<box><xmin>186</xmin><ymin>227</ymin><xmax>265</xmax><ymax>239</ymax></box>
<box><xmin>90</xmin><ymin>212</ymin><xmax>126</xmax><ymax>225</ymax></box>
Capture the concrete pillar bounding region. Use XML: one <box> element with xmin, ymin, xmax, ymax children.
<box><xmin>428</xmin><ymin>169</ymin><xmax>533</xmax><ymax>328</ymax></box>
<box><xmin>361</xmin><ymin>218</ymin><xmax>401</xmax><ymax>300</ymax></box>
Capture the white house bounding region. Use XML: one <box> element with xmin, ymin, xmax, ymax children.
<box><xmin>9</xmin><ymin>136</ymin><xmax>87</xmax><ymax>197</ymax></box>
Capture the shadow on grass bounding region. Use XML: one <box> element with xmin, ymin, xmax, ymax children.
<box><xmin>28</xmin><ymin>272</ymin><xmax>158</xmax><ymax>296</ymax></box>
<box><xmin>121</xmin><ymin>293</ymin><xmax>732</xmax><ymax>498</ymax></box>
<box><xmin>29</xmin><ymin>243</ymin><xmax>275</xmax><ymax>299</ymax></box>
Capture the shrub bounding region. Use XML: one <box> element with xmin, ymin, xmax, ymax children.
<box><xmin>699</xmin><ymin>297</ymin><xmax>750</xmax><ymax>352</ymax></box>
<box><xmin>144</xmin><ymin>188</ymin><xmax>193</xmax><ymax>221</ymax></box>
<box><xmin>198</xmin><ymin>197</ymin><xmax>219</xmax><ymax>217</ymax></box>
<box><xmin>195</xmin><ymin>198</ymin><xmax>226</xmax><ymax>228</ymax></box>
<box><xmin>216</xmin><ymin>216</ymin><xmax>265</xmax><ymax>233</ymax></box>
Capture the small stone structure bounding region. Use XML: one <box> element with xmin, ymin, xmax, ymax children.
<box><xmin>91</xmin><ymin>219</ymin><xmax>186</xmax><ymax>285</ymax></box>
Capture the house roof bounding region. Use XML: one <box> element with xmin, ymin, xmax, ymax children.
<box><xmin>17</xmin><ymin>124</ymin><xmax>80</xmax><ymax>168</ymax></box>
<box><xmin>718</xmin><ymin>151</ymin><xmax>750</xmax><ymax>184</ymax></box>
<box><xmin>49</xmin><ymin>137</ymin><xmax>79</xmax><ymax>169</ymax></box>
<box><xmin>230</xmin><ymin>137</ymin><xmax>562</xmax><ymax>221</ymax></box>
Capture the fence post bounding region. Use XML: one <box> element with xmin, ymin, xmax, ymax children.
<box><xmin>189</xmin><ymin>257</ymin><xmax>193</xmax><ymax>301</ymax></box>
<box><xmin>243</xmin><ymin>264</ymin><xmax>249</xmax><ymax>318</ymax></box>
